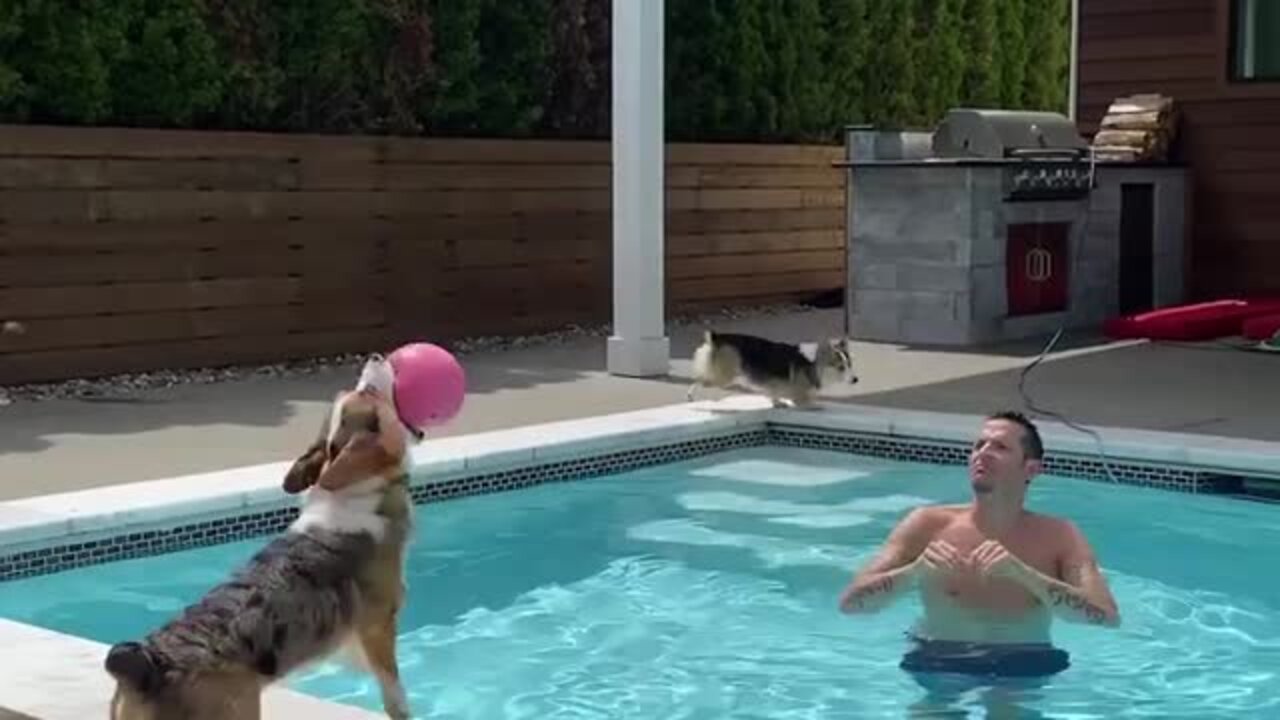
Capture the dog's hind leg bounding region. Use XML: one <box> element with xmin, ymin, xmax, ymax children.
<box><xmin>357</xmin><ymin>613</ymin><xmax>411</xmax><ymax>720</ymax></box>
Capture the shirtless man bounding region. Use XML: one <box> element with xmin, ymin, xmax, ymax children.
<box><xmin>838</xmin><ymin>411</ymin><xmax>1120</xmax><ymax>679</ymax></box>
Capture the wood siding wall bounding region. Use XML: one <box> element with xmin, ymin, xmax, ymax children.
<box><xmin>1078</xmin><ymin>0</ymin><xmax>1280</xmax><ymax>300</ymax></box>
<box><xmin>0</xmin><ymin>125</ymin><xmax>845</xmax><ymax>384</ymax></box>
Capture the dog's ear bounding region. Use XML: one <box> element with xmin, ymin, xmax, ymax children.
<box><xmin>105</xmin><ymin>641</ymin><xmax>165</xmax><ymax>695</ymax></box>
<box><xmin>282</xmin><ymin>437</ymin><xmax>327</xmax><ymax>494</ymax></box>
<box><xmin>315</xmin><ymin>399</ymin><xmax>405</xmax><ymax>490</ymax></box>
<box><xmin>315</xmin><ymin>430</ymin><xmax>389</xmax><ymax>490</ymax></box>
<box><xmin>283</xmin><ymin>404</ymin><xmax>335</xmax><ymax>494</ymax></box>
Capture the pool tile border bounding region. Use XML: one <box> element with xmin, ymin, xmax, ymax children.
<box><xmin>1</xmin><ymin>399</ymin><xmax>1277</xmax><ymax>583</ymax></box>
<box><xmin>767</xmin><ymin>425</ymin><xmax>1221</xmax><ymax>493</ymax></box>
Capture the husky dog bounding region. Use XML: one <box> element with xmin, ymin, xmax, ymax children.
<box><xmin>687</xmin><ymin>331</ymin><xmax>857</xmax><ymax>408</ymax></box>
<box><xmin>104</xmin><ymin>356</ymin><xmax>417</xmax><ymax>720</ymax></box>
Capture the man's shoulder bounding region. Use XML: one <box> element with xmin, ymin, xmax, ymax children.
<box><xmin>1023</xmin><ymin>511</ymin><xmax>1085</xmax><ymax>542</ymax></box>
<box><xmin>903</xmin><ymin>504</ymin><xmax>966</xmax><ymax>524</ymax></box>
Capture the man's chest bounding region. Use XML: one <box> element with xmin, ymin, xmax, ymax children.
<box><xmin>934</xmin><ymin>524</ymin><xmax>1060</xmax><ymax>578</ymax></box>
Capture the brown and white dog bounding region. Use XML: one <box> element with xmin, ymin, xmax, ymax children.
<box><xmin>104</xmin><ymin>356</ymin><xmax>417</xmax><ymax>719</ymax></box>
<box><xmin>687</xmin><ymin>330</ymin><xmax>857</xmax><ymax>408</ymax></box>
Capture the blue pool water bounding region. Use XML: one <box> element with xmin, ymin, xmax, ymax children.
<box><xmin>1</xmin><ymin>446</ymin><xmax>1277</xmax><ymax>719</ymax></box>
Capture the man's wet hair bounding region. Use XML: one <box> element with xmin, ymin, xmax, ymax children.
<box><xmin>986</xmin><ymin>410</ymin><xmax>1044</xmax><ymax>460</ymax></box>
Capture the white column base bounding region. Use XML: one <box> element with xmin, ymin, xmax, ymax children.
<box><xmin>606</xmin><ymin>335</ymin><xmax>671</xmax><ymax>377</ymax></box>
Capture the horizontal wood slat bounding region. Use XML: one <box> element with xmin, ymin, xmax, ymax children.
<box><xmin>671</xmin><ymin>269</ymin><xmax>846</xmax><ymax>302</ymax></box>
<box><xmin>668</xmin><ymin>250</ymin><xmax>843</xmax><ymax>280</ymax></box>
<box><xmin>667</xmin><ymin>229</ymin><xmax>844</xmax><ymax>257</ymax></box>
<box><xmin>5</xmin><ymin>303</ymin><xmax>386</xmax><ymax>352</ymax></box>
<box><xmin>0</xmin><ymin>125</ymin><xmax>845</xmax><ymax>383</ymax></box>
<box><xmin>1079</xmin><ymin>9</ymin><xmax>1213</xmax><ymax>40</ymax></box>
<box><xmin>0</xmin><ymin>329</ymin><xmax>390</xmax><ymax>385</ymax></box>
<box><xmin>1081</xmin><ymin>0</ymin><xmax>1211</xmax><ymax>17</ymax></box>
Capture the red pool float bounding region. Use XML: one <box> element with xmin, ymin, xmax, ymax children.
<box><xmin>1103</xmin><ymin>298</ymin><xmax>1280</xmax><ymax>341</ymax></box>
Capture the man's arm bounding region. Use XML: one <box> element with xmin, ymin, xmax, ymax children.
<box><xmin>973</xmin><ymin>523</ymin><xmax>1121</xmax><ymax>627</ymax></box>
<box><xmin>1046</xmin><ymin>522</ymin><xmax>1121</xmax><ymax>627</ymax></box>
<box><xmin>838</xmin><ymin>508</ymin><xmax>934</xmax><ymax>614</ymax></box>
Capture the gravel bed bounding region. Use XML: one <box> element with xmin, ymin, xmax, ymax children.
<box><xmin>0</xmin><ymin>303</ymin><xmax>814</xmax><ymax>406</ymax></box>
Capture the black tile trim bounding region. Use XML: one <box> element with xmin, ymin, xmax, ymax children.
<box><xmin>0</xmin><ymin>429</ymin><xmax>763</xmax><ymax>582</ymax></box>
<box><xmin>767</xmin><ymin>424</ymin><xmax>1221</xmax><ymax>493</ymax></box>
<box><xmin>0</xmin><ymin>424</ymin><xmax>1262</xmax><ymax>582</ymax></box>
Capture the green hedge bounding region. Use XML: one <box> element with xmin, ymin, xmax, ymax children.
<box><xmin>0</xmin><ymin>0</ymin><xmax>1070</xmax><ymax>143</ymax></box>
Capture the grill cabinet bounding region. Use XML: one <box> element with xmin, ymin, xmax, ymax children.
<box><xmin>839</xmin><ymin>108</ymin><xmax>1189</xmax><ymax>346</ymax></box>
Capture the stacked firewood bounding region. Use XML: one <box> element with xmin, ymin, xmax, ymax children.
<box><xmin>1090</xmin><ymin>94</ymin><xmax>1179</xmax><ymax>163</ymax></box>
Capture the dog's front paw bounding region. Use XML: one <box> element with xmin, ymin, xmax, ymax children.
<box><xmin>379</xmin><ymin>677</ymin><xmax>412</xmax><ymax>719</ymax></box>
<box><xmin>384</xmin><ymin>698</ymin><xmax>412</xmax><ymax>720</ymax></box>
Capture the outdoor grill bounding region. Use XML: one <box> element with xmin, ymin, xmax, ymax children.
<box><xmin>839</xmin><ymin>107</ymin><xmax>1189</xmax><ymax>347</ymax></box>
<box><xmin>930</xmin><ymin>108</ymin><xmax>1096</xmax><ymax>200</ymax></box>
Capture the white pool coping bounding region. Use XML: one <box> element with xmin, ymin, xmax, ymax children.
<box><xmin>3</xmin><ymin>396</ymin><xmax>1277</xmax><ymax>554</ymax></box>
<box><xmin>1</xmin><ymin>395</ymin><xmax>1277</xmax><ymax>718</ymax></box>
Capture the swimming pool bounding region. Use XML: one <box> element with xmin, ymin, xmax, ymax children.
<box><xmin>2</xmin><ymin>442</ymin><xmax>1276</xmax><ymax>719</ymax></box>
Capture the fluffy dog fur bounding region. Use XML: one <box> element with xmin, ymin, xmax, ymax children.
<box><xmin>104</xmin><ymin>357</ymin><xmax>416</xmax><ymax>720</ymax></box>
<box><xmin>687</xmin><ymin>331</ymin><xmax>857</xmax><ymax>408</ymax></box>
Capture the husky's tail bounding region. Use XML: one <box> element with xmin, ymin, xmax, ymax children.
<box><xmin>691</xmin><ymin>330</ymin><xmax>715</xmax><ymax>380</ymax></box>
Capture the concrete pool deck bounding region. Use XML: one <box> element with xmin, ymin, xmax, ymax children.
<box><xmin>1</xmin><ymin>307</ymin><xmax>1276</xmax><ymax>502</ymax></box>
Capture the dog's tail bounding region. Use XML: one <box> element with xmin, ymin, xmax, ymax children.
<box><xmin>105</xmin><ymin>641</ymin><xmax>166</xmax><ymax>695</ymax></box>
<box><xmin>691</xmin><ymin>330</ymin><xmax>715</xmax><ymax>380</ymax></box>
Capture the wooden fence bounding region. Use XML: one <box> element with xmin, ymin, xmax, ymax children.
<box><xmin>0</xmin><ymin>125</ymin><xmax>845</xmax><ymax>384</ymax></box>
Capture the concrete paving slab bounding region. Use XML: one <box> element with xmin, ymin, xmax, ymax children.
<box><xmin>0</xmin><ymin>308</ymin><xmax>1274</xmax><ymax>500</ymax></box>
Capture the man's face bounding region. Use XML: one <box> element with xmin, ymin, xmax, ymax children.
<box><xmin>969</xmin><ymin>419</ymin><xmax>1039</xmax><ymax>495</ymax></box>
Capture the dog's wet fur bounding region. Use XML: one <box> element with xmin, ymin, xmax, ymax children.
<box><xmin>687</xmin><ymin>331</ymin><xmax>857</xmax><ymax>408</ymax></box>
<box><xmin>104</xmin><ymin>357</ymin><xmax>416</xmax><ymax>719</ymax></box>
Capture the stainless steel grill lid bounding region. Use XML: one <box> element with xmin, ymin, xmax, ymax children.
<box><xmin>931</xmin><ymin>108</ymin><xmax>1089</xmax><ymax>159</ymax></box>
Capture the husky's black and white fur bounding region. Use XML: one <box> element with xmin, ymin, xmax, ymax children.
<box><xmin>687</xmin><ymin>331</ymin><xmax>857</xmax><ymax>408</ymax></box>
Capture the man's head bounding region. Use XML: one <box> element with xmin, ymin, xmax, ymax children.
<box><xmin>969</xmin><ymin>410</ymin><xmax>1044</xmax><ymax>497</ymax></box>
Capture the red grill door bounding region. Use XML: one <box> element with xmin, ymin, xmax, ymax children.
<box><xmin>1006</xmin><ymin>222</ymin><xmax>1070</xmax><ymax>316</ymax></box>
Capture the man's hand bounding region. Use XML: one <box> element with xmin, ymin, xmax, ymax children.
<box><xmin>969</xmin><ymin>539</ymin><xmax>1032</xmax><ymax>582</ymax></box>
<box><xmin>919</xmin><ymin>539</ymin><xmax>968</xmax><ymax>578</ymax></box>
<box><xmin>969</xmin><ymin>539</ymin><xmax>1121</xmax><ymax>628</ymax></box>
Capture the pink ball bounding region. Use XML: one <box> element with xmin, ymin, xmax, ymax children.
<box><xmin>387</xmin><ymin>342</ymin><xmax>466</xmax><ymax>430</ymax></box>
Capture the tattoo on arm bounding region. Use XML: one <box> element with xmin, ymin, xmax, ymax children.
<box><xmin>844</xmin><ymin>575</ymin><xmax>896</xmax><ymax>610</ymax></box>
<box><xmin>1039</xmin><ymin>560</ymin><xmax>1117</xmax><ymax>626</ymax></box>
<box><xmin>1045</xmin><ymin>585</ymin><xmax>1109</xmax><ymax>624</ymax></box>
<box><xmin>839</xmin><ymin>508</ymin><xmax>933</xmax><ymax>614</ymax></box>
<box><xmin>840</xmin><ymin>563</ymin><xmax>919</xmax><ymax>613</ymax></box>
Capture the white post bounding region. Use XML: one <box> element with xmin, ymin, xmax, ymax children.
<box><xmin>1068</xmin><ymin>0</ymin><xmax>1080</xmax><ymax>121</ymax></box>
<box><xmin>607</xmin><ymin>0</ymin><xmax>670</xmax><ymax>377</ymax></box>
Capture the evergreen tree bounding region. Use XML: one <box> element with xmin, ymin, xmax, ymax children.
<box><xmin>996</xmin><ymin>0</ymin><xmax>1028</xmax><ymax>108</ymax></box>
<box><xmin>1023</xmin><ymin>0</ymin><xmax>1070</xmax><ymax>112</ymax></box>
<box><xmin>914</xmin><ymin>0</ymin><xmax>964</xmax><ymax>125</ymax></box>
<box><xmin>960</xmin><ymin>0</ymin><xmax>1000</xmax><ymax>108</ymax></box>
<box><xmin>821</xmin><ymin>0</ymin><xmax>870</xmax><ymax>128</ymax></box>
<box><xmin>863</xmin><ymin>0</ymin><xmax>916</xmax><ymax>127</ymax></box>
